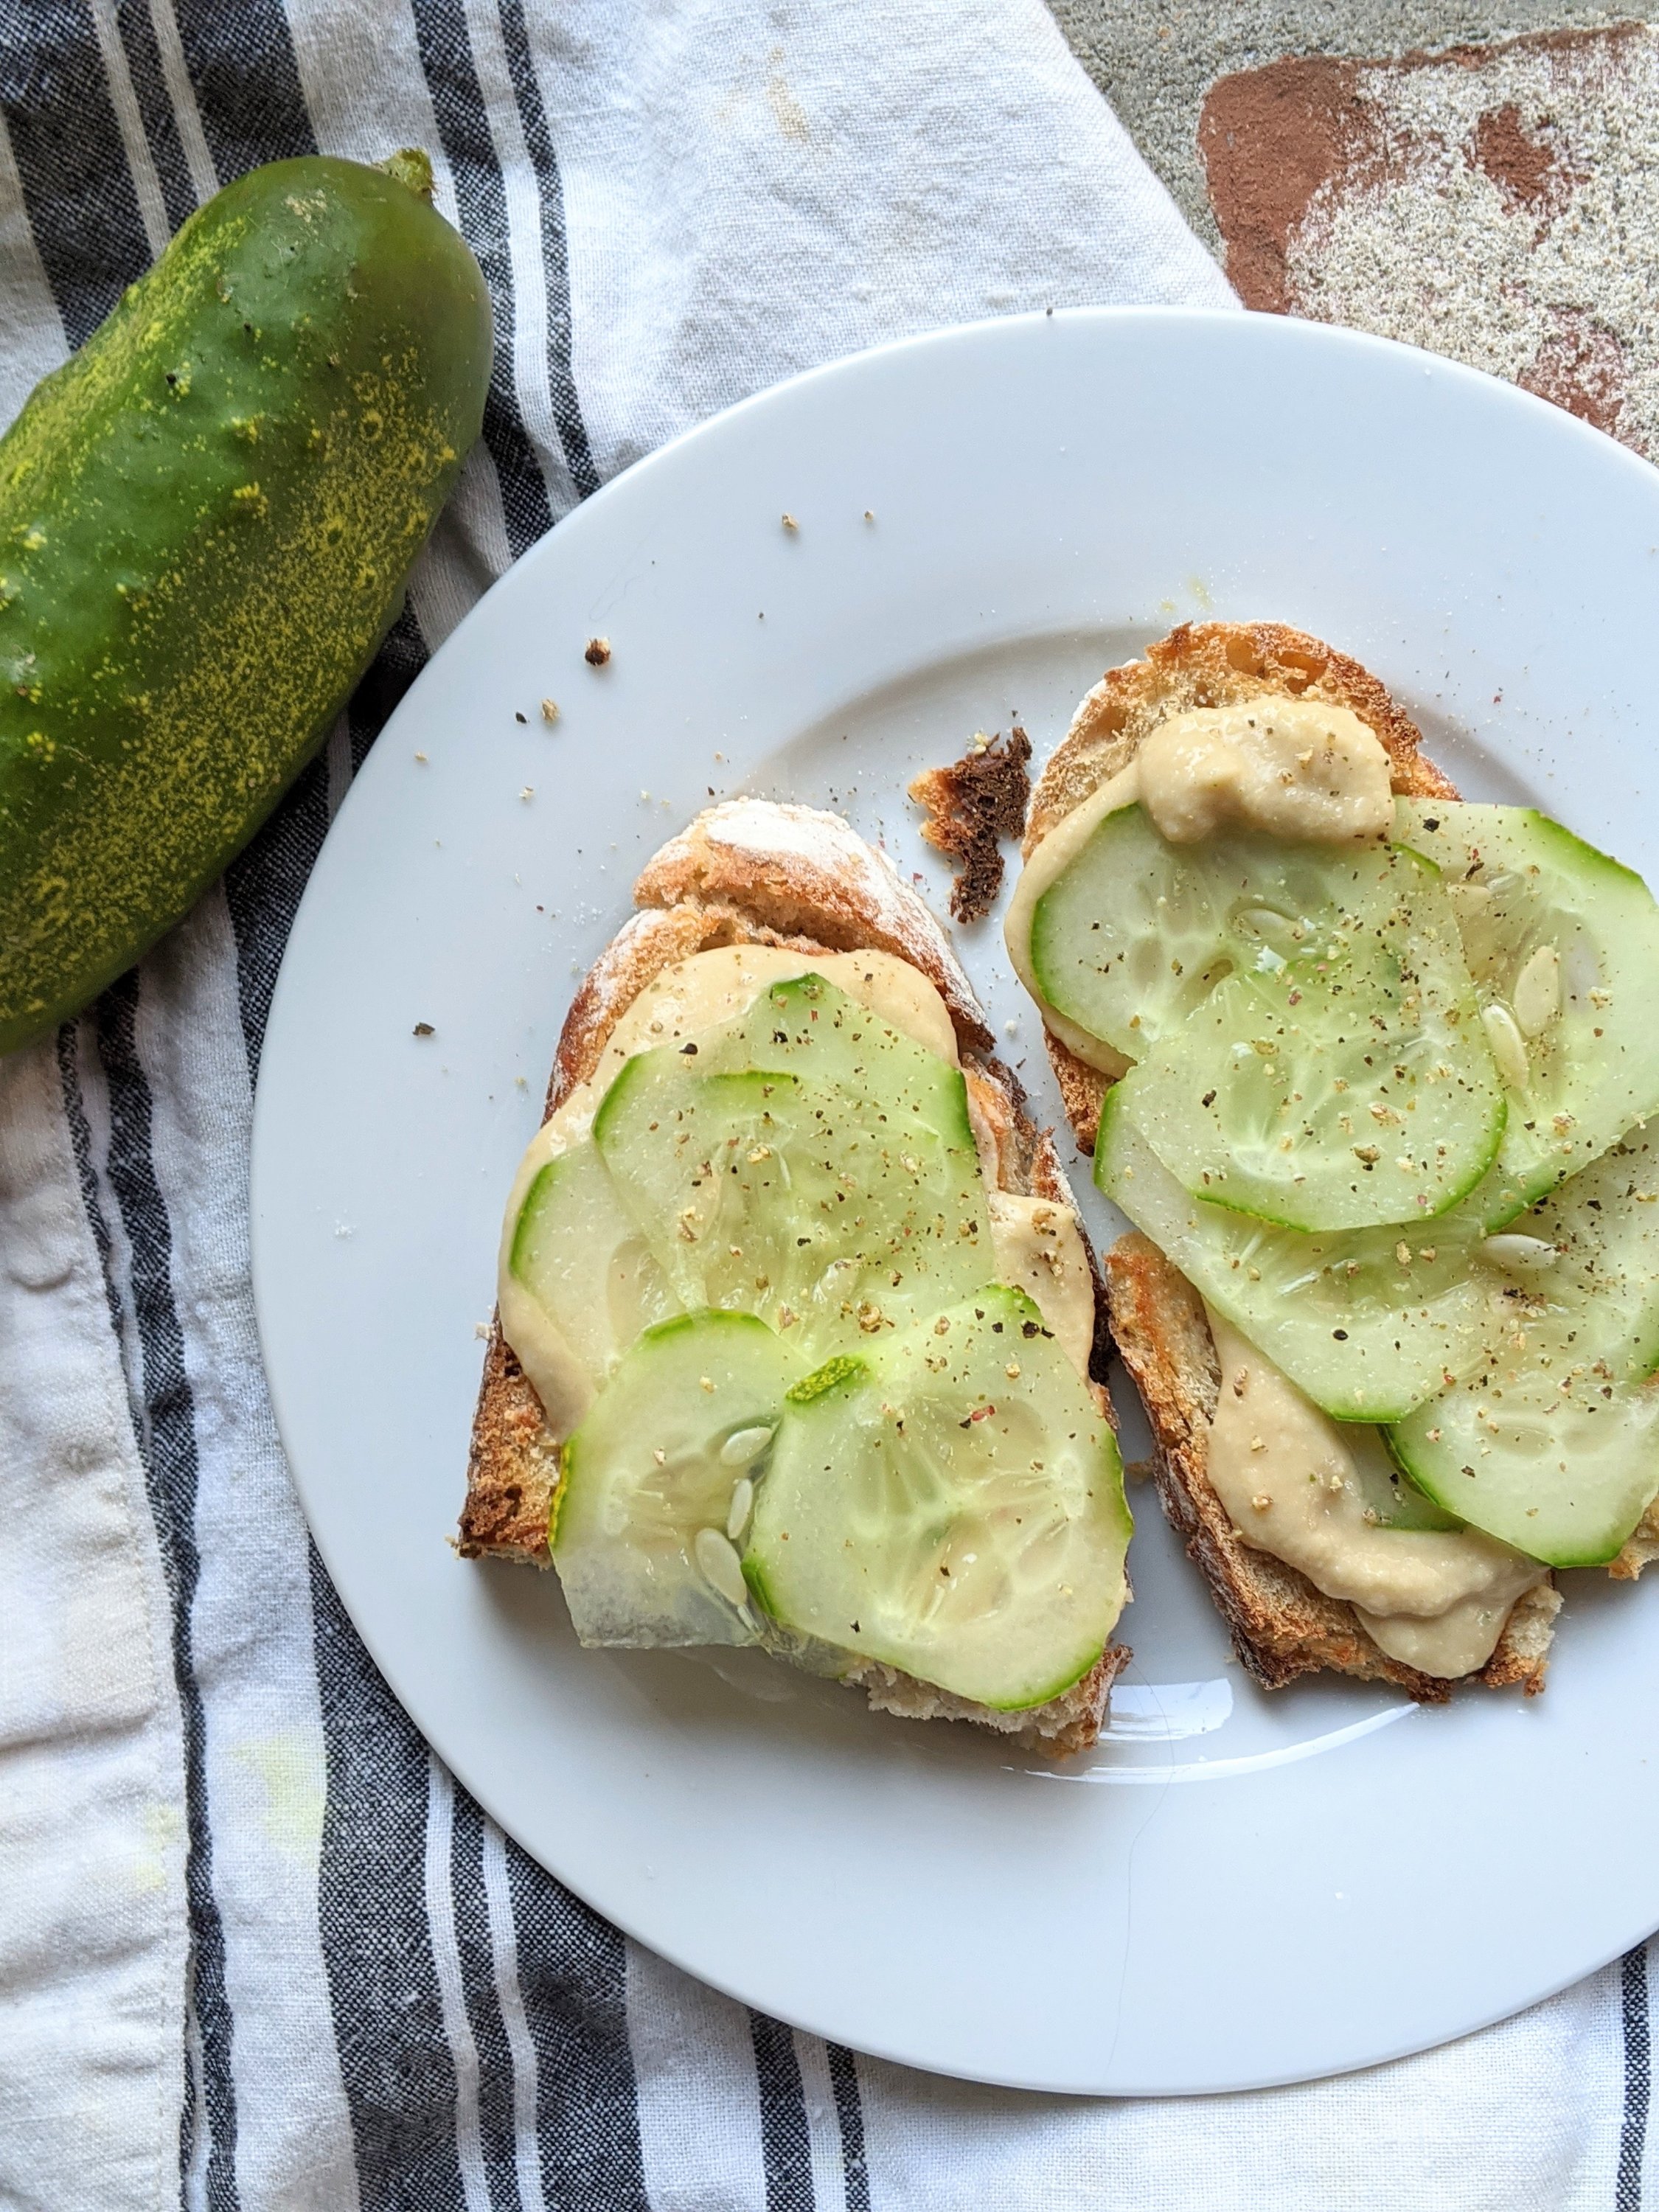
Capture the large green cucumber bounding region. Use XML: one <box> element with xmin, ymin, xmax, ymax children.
<box><xmin>0</xmin><ymin>153</ymin><xmax>490</xmax><ymax>1052</ymax></box>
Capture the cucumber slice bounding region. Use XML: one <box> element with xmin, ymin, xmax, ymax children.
<box><xmin>554</xmin><ymin>1310</ymin><xmax>799</xmax><ymax>1646</ymax></box>
<box><xmin>1122</xmin><ymin>892</ymin><xmax>1504</xmax><ymax>1232</ymax></box>
<box><xmin>1517</xmin><ymin>1120</ymin><xmax>1659</xmax><ymax>1378</ymax></box>
<box><xmin>594</xmin><ymin>1054</ymin><xmax>990</xmax><ymax>1357</ymax></box>
<box><xmin>745</xmin><ymin>1287</ymin><xmax>1130</xmax><ymax>1709</ymax></box>
<box><xmin>1357</xmin><ymin>1432</ymin><xmax>1464</xmax><ymax>1531</ymax></box>
<box><xmin>1026</xmin><ymin>803</ymin><xmax>1485</xmax><ymax>1073</ymax></box>
<box><xmin>1387</xmin><ymin>1124</ymin><xmax>1659</xmax><ymax>1562</ymax></box>
<box><xmin>501</xmin><ymin>1140</ymin><xmax>681</xmax><ymax>1419</ymax></box>
<box><xmin>708</xmin><ymin>973</ymin><xmax>973</xmax><ymax>1147</ymax></box>
<box><xmin>1399</xmin><ymin>801</ymin><xmax>1659</xmax><ymax>1217</ymax></box>
<box><xmin>1388</xmin><ymin>1329</ymin><xmax>1659</xmax><ymax>1566</ymax></box>
<box><xmin>1032</xmin><ymin>812</ymin><xmax>1504</xmax><ymax>1230</ymax></box>
<box><xmin>1027</xmin><ymin>802</ymin><xmax>1239</xmax><ymax>1056</ymax></box>
<box><xmin>1096</xmin><ymin>1085</ymin><xmax>1492</xmax><ymax>1420</ymax></box>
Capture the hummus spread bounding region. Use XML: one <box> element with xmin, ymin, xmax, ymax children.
<box><xmin>1135</xmin><ymin>698</ymin><xmax>1393</xmax><ymax>846</ymax></box>
<box><xmin>1204</xmin><ymin>1310</ymin><xmax>1545</xmax><ymax>1677</ymax></box>
<box><xmin>985</xmin><ymin>1191</ymin><xmax>1095</xmax><ymax>1380</ymax></box>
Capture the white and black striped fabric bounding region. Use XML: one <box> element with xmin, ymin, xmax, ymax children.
<box><xmin>0</xmin><ymin>6</ymin><xmax>1651</xmax><ymax>2208</ymax></box>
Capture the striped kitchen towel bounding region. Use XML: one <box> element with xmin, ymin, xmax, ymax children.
<box><xmin>0</xmin><ymin>4</ymin><xmax>1650</xmax><ymax>2209</ymax></box>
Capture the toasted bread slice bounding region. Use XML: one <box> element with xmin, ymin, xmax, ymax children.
<box><xmin>1022</xmin><ymin>621</ymin><xmax>1559</xmax><ymax>1695</ymax></box>
<box><xmin>461</xmin><ymin>801</ymin><xmax>1128</xmax><ymax>1756</ymax></box>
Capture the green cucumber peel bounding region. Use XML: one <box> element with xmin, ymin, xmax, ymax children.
<box><xmin>787</xmin><ymin>1354</ymin><xmax>868</xmax><ymax>1405</ymax></box>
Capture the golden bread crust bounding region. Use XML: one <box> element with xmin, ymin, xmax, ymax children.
<box><xmin>459</xmin><ymin>1330</ymin><xmax>563</xmax><ymax>1564</ymax></box>
<box><xmin>635</xmin><ymin>800</ymin><xmax>994</xmax><ymax>1054</ymax></box>
<box><xmin>1102</xmin><ymin>1232</ymin><xmax>1557</xmax><ymax>1698</ymax></box>
<box><xmin>1610</xmin><ymin>1495</ymin><xmax>1659</xmax><ymax>1582</ymax></box>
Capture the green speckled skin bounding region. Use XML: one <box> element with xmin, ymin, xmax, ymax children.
<box><xmin>0</xmin><ymin>154</ymin><xmax>491</xmax><ymax>1054</ymax></box>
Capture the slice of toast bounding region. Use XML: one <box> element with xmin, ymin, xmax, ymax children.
<box><xmin>1022</xmin><ymin>621</ymin><xmax>1560</xmax><ymax>1696</ymax></box>
<box><xmin>461</xmin><ymin>801</ymin><xmax>1129</xmax><ymax>1756</ymax></box>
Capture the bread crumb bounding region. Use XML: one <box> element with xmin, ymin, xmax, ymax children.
<box><xmin>585</xmin><ymin>636</ymin><xmax>611</xmax><ymax>667</ymax></box>
<box><xmin>540</xmin><ymin>698</ymin><xmax>559</xmax><ymax>723</ymax></box>
<box><xmin>908</xmin><ymin>726</ymin><xmax>1033</xmax><ymax>922</ymax></box>
<box><xmin>782</xmin><ymin>512</ymin><xmax>799</xmax><ymax>532</ymax></box>
<box><xmin>520</xmin><ymin>787</ymin><xmax>534</xmax><ymax>801</ymax></box>
<box><xmin>414</xmin><ymin>750</ymin><xmax>428</xmax><ymax>762</ymax></box>
<box><xmin>413</xmin><ymin>1022</ymin><xmax>435</xmax><ymax>1037</ymax></box>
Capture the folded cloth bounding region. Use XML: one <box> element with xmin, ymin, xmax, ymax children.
<box><xmin>0</xmin><ymin>5</ymin><xmax>1648</xmax><ymax>2209</ymax></box>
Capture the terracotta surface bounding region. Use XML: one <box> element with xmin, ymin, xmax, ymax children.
<box><xmin>1200</xmin><ymin>22</ymin><xmax>1659</xmax><ymax>457</ymax></box>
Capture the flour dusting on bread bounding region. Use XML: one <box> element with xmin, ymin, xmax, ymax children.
<box><xmin>636</xmin><ymin>800</ymin><xmax>991</xmax><ymax>1050</ymax></box>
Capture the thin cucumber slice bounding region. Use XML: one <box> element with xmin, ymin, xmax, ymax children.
<box><xmin>1096</xmin><ymin>1085</ymin><xmax>1492</xmax><ymax>1421</ymax></box>
<box><xmin>1399</xmin><ymin>801</ymin><xmax>1659</xmax><ymax>1219</ymax></box>
<box><xmin>502</xmin><ymin>1140</ymin><xmax>680</xmax><ymax>1417</ymax></box>
<box><xmin>1026</xmin><ymin>804</ymin><xmax>1482</xmax><ymax>1075</ymax></box>
<box><xmin>1386</xmin><ymin>1124</ymin><xmax>1659</xmax><ymax>1562</ymax></box>
<box><xmin>1517</xmin><ymin>1119</ymin><xmax>1659</xmax><ymax>1380</ymax></box>
<box><xmin>1124</xmin><ymin>845</ymin><xmax>1503</xmax><ymax>1231</ymax></box>
<box><xmin>1352</xmin><ymin>1430</ymin><xmax>1463</xmax><ymax>1531</ymax></box>
<box><xmin>745</xmin><ymin>1287</ymin><xmax>1130</xmax><ymax>1710</ymax></box>
<box><xmin>594</xmin><ymin>1055</ymin><xmax>990</xmax><ymax>1357</ymax></box>
<box><xmin>1388</xmin><ymin>1327</ymin><xmax>1659</xmax><ymax>1566</ymax></box>
<box><xmin>706</xmin><ymin>973</ymin><xmax>973</xmax><ymax>1147</ymax></box>
<box><xmin>554</xmin><ymin>1310</ymin><xmax>799</xmax><ymax>1646</ymax></box>
<box><xmin>1027</xmin><ymin>802</ymin><xmax>1239</xmax><ymax>1056</ymax></box>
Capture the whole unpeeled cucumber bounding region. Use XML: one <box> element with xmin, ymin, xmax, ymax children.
<box><xmin>0</xmin><ymin>152</ymin><xmax>491</xmax><ymax>1054</ymax></box>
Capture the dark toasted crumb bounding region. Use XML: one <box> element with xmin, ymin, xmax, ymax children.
<box><xmin>413</xmin><ymin>1022</ymin><xmax>436</xmax><ymax>1037</ymax></box>
<box><xmin>585</xmin><ymin>636</ymin><xmax>611</xmax><ymax>667</ymax></box>
<box><xmin>908</xmin><ymin>726</ymin><xmax>1032</xmax><ymax>922</ymax></box>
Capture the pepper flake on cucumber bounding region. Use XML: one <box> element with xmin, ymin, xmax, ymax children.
<box><xmin>0</xmin><ymin>150</ymin><xmax>491</xmax><ymax>1054</ymax></box>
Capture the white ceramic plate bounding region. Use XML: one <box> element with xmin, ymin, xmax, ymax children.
<box><xmin>252</xmin><ymin>308</ymin><xmax>1659</xmax><ymax>2095</ymax></box>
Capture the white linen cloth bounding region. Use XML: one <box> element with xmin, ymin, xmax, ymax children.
<box><xmin>0</xmin><ymin>4</ymin><xmax>1649</xmax><ymax>2208</ymax></box>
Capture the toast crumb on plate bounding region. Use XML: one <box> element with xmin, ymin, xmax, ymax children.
<box><xmin>909</xmin><ymin>726</ymin><xmax>1032</xmax><ymax>922</ymax></box>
